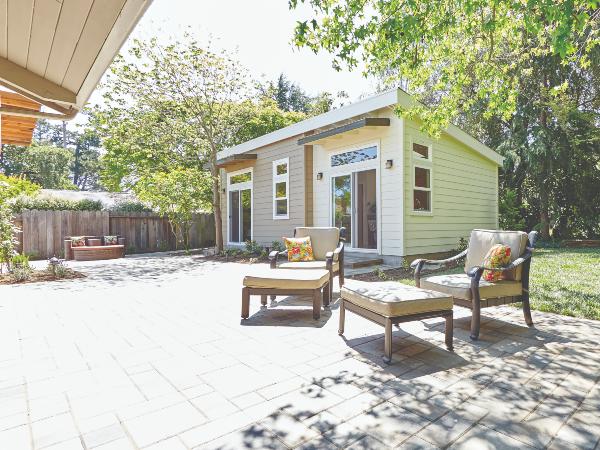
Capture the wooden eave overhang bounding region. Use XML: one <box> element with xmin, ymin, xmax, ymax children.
<box><xmin>215</xmin><ymin>153</ymin><xmax>258</xmax><ymax>168</ymax></box>
<box><xmin>297</xmin><ymin>117</ymin><xmax>390</xmax><ymax>145</ymax></box>
<box><xmin>0</xmin><ymin>91</ymin><xmax>41</xmax><ymax>146</ymax></box>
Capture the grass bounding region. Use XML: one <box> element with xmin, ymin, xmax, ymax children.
<box><xmin>355</xmin><ymin>248</ymin><xmax>600</xmax><ymax>321</ymax></box>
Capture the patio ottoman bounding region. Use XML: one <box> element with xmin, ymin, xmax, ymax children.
<box><xmin>242</xmin><ymin>269</ymin><xmax>330</xmax><ymax>320</ymax></box>
<box><xmin>339</xmin><ymin>280</ymin><xmax>454</xmax><ymax>363</ymax></box>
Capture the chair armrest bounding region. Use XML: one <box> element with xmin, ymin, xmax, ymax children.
<box><xmin>467</xmin><ymin>248</ymin><xmax>533</xmax><ymax>276</ymax></box>
<box><xmin>269</xmin><ymin>250</ymin><xmax>287</xmax><ymax>269</ymax></box>
<box><xmin>410</xmin><ymin>249</ymin><xmax>468</xmax><ymax>272</ymax></box>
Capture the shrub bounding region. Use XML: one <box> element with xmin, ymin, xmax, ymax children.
<box><xmin>0</xmin><ymin>204</ymin><xmax>19</xmax><ymax>273</ymax></box>
<box><xmin>10</xmin><ymin>195</ymin><xmax>103</xmax><ymax>213</ymax></box>
<box><xmin>10</xmin><ymin>254</ymin><xmax>30</xmax><ymax>270</ymax></box>
<box><xmin>244</xmin><ymin>240</ymin><xmax>264</xmax><ymax>255</ymax></box>
<box><xmin>457</xmin><ymin>237</ymin><xmax>469</xmax><ymax>252</ymax></box>
<box><xmin>270</xmin><ymin>240</ymin><xmax>285</xmax><ymax>252</ymax></box>
<box><xmin>10</xmin><ymin>265</ymin><xmax>32</xmax><ymax>282</ymax></box>
<box><xmin>109</xmin><ymin>200</ymin><xmax>153</xmax><ymax>212</ymax></box>
<box><xmin>47</xmin><ymin>260</ymin><xmax>69</xmax><ymax>278</ymax></box>
<box><xmin>499</xmin><ymin>189</ymin><xmax>526</xmax><ymax>231</ymax></box>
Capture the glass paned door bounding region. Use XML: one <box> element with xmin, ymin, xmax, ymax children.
<box><xmin>331</xmin><ymin>169</ymin><xmax>377</xmax><ymax>250</ymax></box>
<box><xmin>229</xmin><ymin>188</ymin><xmax>251</xmax><ymax>243</ymax></box>
<box><xmin>332</xmin><ymin>175</ymin><xmax>352</xmax><ymax>245</ymax></box>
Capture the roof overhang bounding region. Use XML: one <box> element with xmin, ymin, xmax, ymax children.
<box><xmin>297</xmin><ymin>118</ymin><xmax>390</xmax><ymax>145</ymax></box>
<box><xmin>0</xmin><ymin>91</ymin><xmax>40</xmax><ymax>145</ymax></box>
<box><xmin>218</xmin><ymin>88</ymin><xmax>504</xmax><ymax>167</ymax></box>
<box><xmin>215</xmin><ymin>153</ymin><xmax>258</xmax><ymax>168</ymax></box>
<box><xmin>0</xmin><ymin>0</ymin><xmax>152</xmax><ymax>121</ymax></box>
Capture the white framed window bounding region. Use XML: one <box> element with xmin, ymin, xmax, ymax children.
<box><xmin>411</xmin><ymin>141</ymin><xmax>433</xmax><ymax>213</ymax></box>
<box><xmin>272</xmin><ymin>158</ymin><xmax>289</xmax><ymax>219</ymax></box>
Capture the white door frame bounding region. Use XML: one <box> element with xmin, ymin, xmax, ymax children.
<box><xmin>328</xmin><ymin>142</ymin><xmax>381</xmax><ymax>254</ymax></box>
<box><xmin>226</xmin><ymin>167</ymin><xmax>253</xmax><ymax>246</ymax></box>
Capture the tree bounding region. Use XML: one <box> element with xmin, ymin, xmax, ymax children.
<box><xmin>134</xmin><ymin>168</ymin><xmax>212</xmax><ymax>249</ymax></box>
<box><xmin>260</xmin><ymin>73</ymin><xmax>348</xmax><ymax>115</ymax></box>
<box><xmin>0</xmin><ymin>175</ymin><xmax>40</xmax><ymax>272</ymax></box>
<box><xmin>95</xmin><ymin>35</ymin><xmax>255</xmax><ymax>252</ymax></box>
<box><xmin>0</xmin><ymin>145</ymin><xmax>76</xmax><ymax>189</ymax></box>
<box><xmin>291</xmin><ymin>0</ymin><xmax>598</xmax><ymax>135</ymax></box>
<box><xmin>291</xmin><ymin>0</ymin><xmax>599</xmax><ymax>239</ymax></box>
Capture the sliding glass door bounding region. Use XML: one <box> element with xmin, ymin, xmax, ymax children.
<box><xmin>228</xmin><ymin>170</ymin><xmax>252</xmax><ymax>244</ymax></box>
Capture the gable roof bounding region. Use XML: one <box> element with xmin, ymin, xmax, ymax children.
<box><xmin>218</xmin><ymin>88</ymin><xmax>504</xmax><ymax>166</ymax></box>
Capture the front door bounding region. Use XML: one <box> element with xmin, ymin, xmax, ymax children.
<box><xmin>331</xmin><ymin>168</ymin><xmax>377</xmax><ymax>250</ymax></box>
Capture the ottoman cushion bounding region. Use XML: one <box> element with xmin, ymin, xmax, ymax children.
<box><xmin>244</xmin><ymin>269</ymin><xmax>329</xmax><ymax>290</ymax></box>
<box><xmin>341</xmin><ymin>280</ymin><xmax>453</xmax><ymax>317</ymax></box>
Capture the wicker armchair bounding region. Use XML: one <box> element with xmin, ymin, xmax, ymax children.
<box><xmin>269</xmin><ymin>227</ymin><xmax>346</xmax><ymax>299</ymax></box>
<box><xmin>411</xmin><ymin>229</ymin><xmax>538</xmax><ymax>340</ymax></box>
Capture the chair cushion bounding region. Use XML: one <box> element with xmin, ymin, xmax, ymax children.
<box><xmin>243</xmin><ymin>269</ymin><xmax>330</xmax><ymax>289</ymax></box>
<box><xmin>482</xmin><ymin>244</ymin><xmax>511</xmax><ymax>282</ymax></box>
<box><xmin>465</xmin><ymin>229</ymin><xmax>528</xmax><ymax>281</ymax></box>
<box><xmin>295</xmin><ymin>227</ymin><xmax>339</xmax><ymax>260</ymax></box>
<box><xmin>421</xmin><ymin>274</ymin><xmax>523</xmax><ymax>301</ymax></box>
<box><xmin>278</xmin><ymin>260</ymin><xmax>340</xmax><ymax>273</ymax></box>
<box><xmin>341</xmin><ymin>280</ymin><xmax>453</xmax><ymax>317</ymax></box>
<box><xmin>283</xmin><ymin>236</ymin><xmax>314</xmax><ymax>262</ymax></box>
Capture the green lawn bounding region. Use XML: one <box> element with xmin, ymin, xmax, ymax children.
<box><xmin>375</xmin><ymin>248</ymin><xmax>600</xmax><ymax>320</ymax></box>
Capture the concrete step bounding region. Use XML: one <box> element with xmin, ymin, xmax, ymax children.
<box><xmin>344</xmin><ymin>254</ymin><xmax>384</xmax><ymax>269</ymax></box>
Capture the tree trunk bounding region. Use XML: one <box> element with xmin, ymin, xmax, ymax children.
<box><xmin>212</xmin><ymin>175</ymin><xmax>223</xmax><ymax>252</ymax></box>
<box><xmin>539</xmin><ymin>186</ymin><xmax>551</xmax><ymax>240</ymax></box>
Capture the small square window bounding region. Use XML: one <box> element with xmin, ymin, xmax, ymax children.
<box><xmin>414</xmin><ymin>190</ymin><xmax>431</xmax><ymax>212</ymax></box>
<box><xmin>276</xmin><ymin>163</ymin><xmax>288</xmax><ymax>175</ymax></box>
<box><xmin>414</xmin><ymin>167</ymin><xmax>430</xmax><ymax>188</ymax></box>
<box><xmin>275</xmin><ymin>181</ymin><xmax>287</xmax><ymax>198</ymax></box>
<box><xmin>413</xmin><ymin>143</ymin><xmax>429</xmax><ymax>159</ymax></box>
<box><xmin>275</xmin><ymin>199</ymin><xmax>287</xmax><ymax>215</ymax></box>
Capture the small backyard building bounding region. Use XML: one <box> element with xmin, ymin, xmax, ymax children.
<box><xmin>216</xmin><ymin>88</ymin><xmax>504</xmax><ymax>263</ymax></box>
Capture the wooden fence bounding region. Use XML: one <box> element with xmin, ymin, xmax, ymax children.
<box><xmin>14</xmin><ymin>210</ymin><xmax>215</xmax><ymax>259</ymax></box>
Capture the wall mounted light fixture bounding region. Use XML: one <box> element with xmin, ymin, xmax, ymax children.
<box><xmin>316</xmin><ymin>172</ymin><xmax>323</xmax><ymax>180</ymax></box>
<box><xmin>385</xmin><ymin>159</ymin><xmax>393</xmax><ymax>169</ymax></box>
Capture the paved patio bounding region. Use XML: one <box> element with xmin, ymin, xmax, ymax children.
<box><xmin>1</xmin><ymin>254</ymin><xmax>599</xmax><ymax>450</ymax></box>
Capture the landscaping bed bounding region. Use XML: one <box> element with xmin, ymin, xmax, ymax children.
<box><xmin>0</xmin><ymin>267</ymin><xmax>85</xmax><ymax>285</ymax></box>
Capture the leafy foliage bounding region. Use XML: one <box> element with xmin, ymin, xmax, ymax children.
<box><xmin>0</xmin><ymin>145</ymin><xmax>76</xmax><ymax>189</ymax></box>
<box><xmin>499</xmin><ymin>190</ymin><xmax>526</xmax><ymax>231</ymax></box>
<box><xmin>0</xmin><ymin>174</ymin><xmax>40</xmax><ymax>201</ymax></box>
<box><xmin>107</xmin><ymin>201</ymin><xmax>153</xmax><ymax>213</ymax></box>
<box><xmin>134</xmin><ymin>168</ymin><xmax>211</xmax><ymax>250</ymax></box>
<box><xmin>10</xmin><ymin>195</ymin><xmax>103</xmax><ymax>213</ymax></box>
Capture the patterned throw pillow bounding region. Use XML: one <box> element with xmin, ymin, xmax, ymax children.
<box><xmin>482</xmin><ymin>244</ymin><xmax>511</xmax><ymax>282</ymax></box>
<box><xmin>70</xmin><ymin>236</ymin><xmax>86</xmax><ymax>247</ymax></box>
<box><xmin>283</xmin><ymin>236</ymin><xmax>314</xmax><ymax>262</ymax></box>
<box><xmin>104</xmin><ymin>236</ymin><xmax>118</xmax><ymax>245</ymax></box>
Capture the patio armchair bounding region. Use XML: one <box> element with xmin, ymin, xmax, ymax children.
<box><xmin>411</xmin><ymin>229</ymin><xmax>538</xmax><ymax>340</ymax></box>
<box><xmin>269</xmin><ymin>227</ymin><xmax>346</xmax><ymax>299</ymax></box>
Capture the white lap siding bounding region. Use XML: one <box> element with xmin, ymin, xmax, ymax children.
<box><xmin>311</xmin><ymin>108</ymin><xmax>405</xmax><ymax>257</ymax></box>
<box><xmin>221</xmin><ymin>137</ymin><xmax>306</xmax><ymax>247</ymax></box>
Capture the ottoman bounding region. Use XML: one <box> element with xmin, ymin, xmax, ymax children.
<box><xmin>242</xmin><ymin>269</ymin><xmax>330</xmax><ymax>320</ymax></box>
<box><xmin>339</xmin><ymin>280</ymin><xmax>454</xmax><ymax>363</ymax></box>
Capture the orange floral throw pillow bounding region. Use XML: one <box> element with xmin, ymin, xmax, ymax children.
<box><xmin>283</xmin><ymin>236</ymin><xmax>314</xmax><ymax>262</ymax></box>
<box><xmin>71</xmin><ymin>236</ymin><xmax>86</xmax><ymax>247</ymax></box>
<box><xmin>482</xmin><ymin>244</ymin><xmax>511</xmax><ymax>282</ymax></box>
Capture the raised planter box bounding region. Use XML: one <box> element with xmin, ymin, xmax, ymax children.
<box><xmin>562</xmin><ymin>240</ymin><xmax>600</xmax><ymax>248</ymax></box>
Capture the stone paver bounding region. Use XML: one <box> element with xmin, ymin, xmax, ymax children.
<box><xmin>1</xmin><ymin>253</ymin><xmax>599</xmax><ymax>449</ymax></box>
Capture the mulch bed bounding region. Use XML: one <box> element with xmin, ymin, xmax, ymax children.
<box><xmin>0</xmin><ymin>269</ymin><xmax>86</xmax><ymax>285</ymax></box>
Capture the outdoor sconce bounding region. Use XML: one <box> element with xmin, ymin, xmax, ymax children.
<box><xmin>316</xmin><ymin>172</ymin><xmax>323</xmax><ymax>180</ymax></box>
<box><xmin>385</xmin><ymin>159</ymin><xmax>393</xmax><ymax>169</ymax></box>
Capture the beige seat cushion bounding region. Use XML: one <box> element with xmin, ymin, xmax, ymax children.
<box><xmin>465</xmin><ymin>229</ymin><xmax>528</xmax><ymax>280</ymax></box>
<box><xmin>295</xmin><ymin>227</ymin><xmax>339</xmax><ymax>260</ymax></box>
<box><xmin>421</xmin><ymin>274</ymin><xmax>523</xmax><ymax>301</ymax></box>
<box><xmin>244</xmin><ymin>269</ymin><xmax>330</xmax><ymax>289</ymax></box>
<box><xmin>278</xmin><ymin>260</ymin><xmax>340</xmax><ymax>272</ymax></box>
<box><xmin>341</xmin><ymin>280</ymin><xmax>453</xmax><ymax>317</ymax></box>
